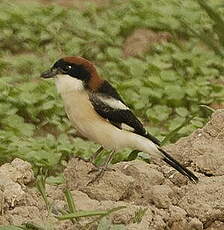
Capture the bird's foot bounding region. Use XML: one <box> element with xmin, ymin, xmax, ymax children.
<box><xmin>87</xmin><ymin>150</ymin><xmax>116</xmax><ymax>185</ymax></box>
<box><xmin>87</xmin><ymin>165</ymin><xmax>115</xmax><ymax>185</ymax></box>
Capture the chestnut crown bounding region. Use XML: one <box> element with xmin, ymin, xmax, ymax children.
<box><xmin>41</xmin><ymin>56</ymin><xmax>97</xmax><ymax>81</ymax></box>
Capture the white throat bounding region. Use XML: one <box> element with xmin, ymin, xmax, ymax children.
<box><xmin>55</xmin><ymin>74</ymin><xmax>84</xmax><ymax>94</ymax></box>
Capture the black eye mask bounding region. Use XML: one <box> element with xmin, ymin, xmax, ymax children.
<box><xmin>41</xmin><ymin>58</ymin><xmax>91</xmax><ymax>81</ymax></box>
<box><xmin>54</xmin><ymin>59</ymin><xmax>91</xmax><ymax>81</ymax></box>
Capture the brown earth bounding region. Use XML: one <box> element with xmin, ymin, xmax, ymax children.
<box><xmin>2</xmin><ymin>0</ymin><xmax>223</xmax><ymax>228</ymax></box>
<box><xmin>0</xmin><ymin>110</ymin><xmax>224</xmax><ymax>229</ymax></box>
<box><xmin>123</xmin><ymin>29</ymin><xmax>172</xmax><ymax>57</ymax></box>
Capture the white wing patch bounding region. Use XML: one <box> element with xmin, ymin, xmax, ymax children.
<box><xmin>98</xmin><ymin>96</ymin><xmax>129</xmax><ymax>110</ymax></box>
<box><xmin>121</xmin><ymin>123</ymin><xmax>135</xmax><ymax>132</ymax></box>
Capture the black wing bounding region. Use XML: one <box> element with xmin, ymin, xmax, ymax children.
<box><xmin>90</xmin><ymin>82</ymin><xmax>200</xmax><ymax>182</ymax></box>
<box><xmin>89</xmin><ymin>81</ymin><xmax>161</xmax><ymax>146</ymax></box>
<box><xmin>97</xmin><ymin>80</ymin><xmax>125</xmax><ymax>103</ymax></box>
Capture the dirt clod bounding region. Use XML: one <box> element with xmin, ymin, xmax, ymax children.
<box><xmin>0</xmin><ymin>110</ymin><xmax>224</xmax><ymax>229</ymax></box>
<box><xmin>123</xmin><ymin>29</ymin><xmax>172</xmax><ymax>57</ymax></box>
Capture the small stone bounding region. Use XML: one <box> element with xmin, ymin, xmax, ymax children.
<box><xmin>148</xmin><ymin>185</ymin><xmax>173</xmax><ymax>209</ymax></box>
<box><xmin>188</xmin><ymin>218</ymin><xmax>203</xmax><ymax>230</ymax></box>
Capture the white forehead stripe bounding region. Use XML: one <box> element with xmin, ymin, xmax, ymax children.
<box><xmin>55</xmin><ymin>74</ymin><xmax>84</xmax><ymax>94</ymax></box>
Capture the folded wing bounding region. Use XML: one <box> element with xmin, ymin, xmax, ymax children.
<box><xmin>89</xmin><ymin>80</ymin><xmax>161</xmax><ymax>145</ymax></box>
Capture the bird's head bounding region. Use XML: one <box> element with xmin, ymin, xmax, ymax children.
<box><xmin>41</xmin><ymin>56</ymin><xmax>103</xmax><ymax>90</ymax></box>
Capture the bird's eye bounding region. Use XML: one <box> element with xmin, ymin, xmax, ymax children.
<box><xmin>62</xmin><ymin>65</ymin><xmax>72</xmax><ymax>72</ymax></box>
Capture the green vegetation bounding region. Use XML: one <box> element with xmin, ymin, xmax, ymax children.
<box><xmin>0</xmin><ymin>0</ymin><xmax>224</xmax><ymax>171</ymax></box>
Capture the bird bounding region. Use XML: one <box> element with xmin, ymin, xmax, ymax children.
<box><xmin>40</xmin><ymin>56</ymin><xmax>198</xmax><ymax>183</ymax></box>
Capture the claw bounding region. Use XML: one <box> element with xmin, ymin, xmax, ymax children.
<box><xmin>87</xmin><ymin>166</ymin><xmax>115</xmax><ymax>185</ymax></box>
<box><xmin>87</xmin><ymin>150</ymin><xmax>116</xmax><ymax>185</ymax></box>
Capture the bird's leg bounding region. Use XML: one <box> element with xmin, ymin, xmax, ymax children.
<box><xmin>90</xmin><ymin>146</ymin><xmax>104</xmax><ymax>162</ymax></box>
<box><xmin>103</xmin><ymin>150</ymin><xmax>116</xmax><ymax>168</ymax></box>
<box><xmin>74</xmin><ymin>146</ymin><xmax>104</xmax><ymax>164</ymax></box>
<box><xmin>87</xmin><ymin>150</ymin><xmax>115</xmax><ymax>185</ymax></box>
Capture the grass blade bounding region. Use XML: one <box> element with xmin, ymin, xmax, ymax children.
<box><xmin>64</xmin><ymin>189</ymin><xmax>77</xmax><ymax>214</ymax></box>
<box><xmin>195</xmin><ymin>0</ymin><xmax>224</xmax><ymax>46</ymax></box>
<box><xmin>56</xmin><ymin>210</ymin><xmax>109</xmax><ymax>220</ymax></box>
<box><xmin>64</xmin><ymin>189</ymin><xmax>77</xmax><ymax>223</ymax></box>
<box><xmin>199</xmin><ymin>105</ymin><xmax>215</xmax><ymax>117</ymax></box>
<box><xmin>180</xmin><ymin>19</ymin><xmax>224</xmax><ymax>57</ymax></box>
<box><xmin>36</xmin><ymin>175</ymin><xmax>49</xmax><ymax>211</ymax></box>
<box><xmin>56</xmin><ymin>206</ymin><xmax>126</xmax><ymax>220</ymax></box>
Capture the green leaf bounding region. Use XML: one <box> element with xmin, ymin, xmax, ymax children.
<box><xmin>162</xmin><ymin>115</ymin><xmax>195</xmax><ymax>145</ymax></box>
<box><xmin>147</xmin><ymin>105</ymin><xmax>172</xmax><ymax>122</ymax></box>
<box><xmin>186</xmin><ymin>86</ymin><xmax>197</xmax><ymax>97</ymax></box>
<box><xmin>126</xmin><ymin>150</ymin><xmax>139</xmax><ymax>161</ymax></box>
<box><xmin>41</xmin><ymin>101</ymin><xmax>55</xmax><ymax>110</ymax></box>
<box><xmin>106</xmin><ymin>47</ymin><xmax>122</xmax><ymax>59</ymax></box>
<box><xmin>165</xmin><ymin>85</ymin><xmax>185</xmax><ymax>100</ymax></box>
<box><xmin>126</xmin><ymin>58</ymin><xmax>146</xmax><ymax>77</ymax></box>
<box><xmin>46</xmin><ymin>174</ymin><xmax>64</xmax><ymax>185</ymax></box>
<box><xmin>160</xmin><ymin>70</ymin><xmax>178</xmax><ymax>82</ymax></box>
<box><xmin>191</xmin><ymin>119</ymin><xmax>204</xmax><ymax>128</ymax></box>
<box><xmin>0</xmin><ymin>0</ymin><xmax>223</xmax><ymax>169</ymax></box>
<box><xmin>176</xmin><ymin>107</ymin><xmax>189</xmax><ymax>117</ymax></box>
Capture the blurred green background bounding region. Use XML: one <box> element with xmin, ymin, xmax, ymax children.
<box><xmin>0</xmin><ymin>0</ymin><xmax>224</xmax><ymax>171</ymax></box>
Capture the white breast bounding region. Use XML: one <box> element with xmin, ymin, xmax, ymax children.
<box><xmin>54</xmin><ymin>74</ymin><xmax>159</xmax><ymax>156</ymax></box>
<box><xmin>55</xmin><ymin>74</ymin><xmax>120</xmax><ymax>149</ymax></box>
<box><xmin>56</xmin><ymin>74</ymin><xmax>84</xmax><ymax>94</ymax></box>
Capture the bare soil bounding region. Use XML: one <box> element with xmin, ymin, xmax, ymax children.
<box><xmin>123</xmin><ymin>29</ymin><xmax>172</xmax><ymax>57</ymax></box>
<box><xmin>2</xmin><ymin>0</ymin><xmax>224</xmax><ymax>228</ymax></box>
<box><xmin>0</xmin><ymin>110</ymin><xmax>224</xmax><ymax>229</ymax></box>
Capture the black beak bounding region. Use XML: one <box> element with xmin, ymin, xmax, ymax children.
<box><xmin>40</xmin><ymin>68</ymin><xmax>58</xmax><ymax>78</ymax></box>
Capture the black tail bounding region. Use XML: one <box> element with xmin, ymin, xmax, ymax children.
<box><xmin>158</xmin><ymin>147</ymin><xmax>199</xmax><ymax>183</ymax></box>
<box><xmin>145</xmin><ymin>132</ymin><xmax>161</xmax><ymax>146</ymax></box>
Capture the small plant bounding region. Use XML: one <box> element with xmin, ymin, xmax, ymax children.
<box><xmin>56</xmin><ymin>206</ymin><xmax>126</xmax><ymax>221</ymax></box>
<box><xmin>133</xmin><ymin>208</ymin><xmax>148</xmax><ymax>224</ymax></box>
<box><xmin>36</xmin><ymin>175</ymin><xmax>126</xmax><ymax>228</ymax></box>
<box><xmin>60</xmin><ymin>191</ymin><xmax>127</xmax><ymax>229</ymax></box>
<box><xmin>36</xmin><ymin>174</ymin><xmax>51</xmax><ymax>212</ymax></box>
